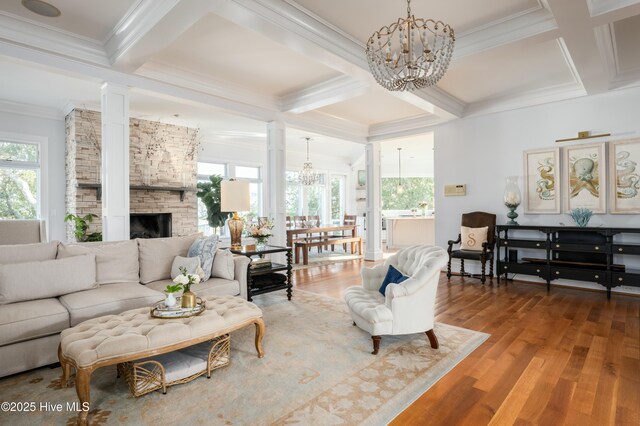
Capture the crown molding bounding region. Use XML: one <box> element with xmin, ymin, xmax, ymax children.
<box><xmin>587</xmin><ymin>0</ymin><xmax>640</xmax><ymax>17</ymax></box>
<box><xmin>455</xmin><ymin>5</ymin><xmax>559</xmax><ymax>59</ymax></box>
<box><xmin>136</xmin><ymin>60</ymin><xmax>280</xmax><ymax>112</ymax></box>
<box><xmin>279</xmin><ymin>75</ymin><xmax>369</xmax><ymax>114</ymax></box>
<box><xmin>464</xmin><ymin>82</ymin><xmax>587</xmax><ymax>117</ymax></box>
<box><xmin>0</xmin><ymin>12</ymin><xmax>108</xmax><ymax>66</ymax></box>
<box><xmin>0</xmin><ymin>99</ymin><xmax>64</xmax><ymax>121</ymax></box>
<box><xmin>367</xmin><ymin>114</ymin><xmax>444</xmax><ymax>142</ymax></box>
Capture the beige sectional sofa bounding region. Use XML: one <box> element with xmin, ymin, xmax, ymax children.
<box><xmin>0</xmin><ymin>235</ymin><xmax>250</xmax><ymax>378</ymax></box>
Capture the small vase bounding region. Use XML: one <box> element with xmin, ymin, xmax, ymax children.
<box><xmin>181</xmin><ymin>290</ymin><xmax>197</xmax><ymax>308</ymax></box>
<box><xmin>165</xmin><ymin>292</ymin><xmax>177</xmax><ymax>308</ymax></box>
<box><xmin>254</xmin><ymin>237</ymin><xmax>268</xmax><ymax>250</ymax></box>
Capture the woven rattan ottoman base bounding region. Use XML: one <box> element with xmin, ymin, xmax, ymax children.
<box><xmin>117</xmin><ymin>333</ymin><xmax>231</xmax><ymax>397</ymax></box>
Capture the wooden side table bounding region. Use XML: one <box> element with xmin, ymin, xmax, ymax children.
<box><xmin>228</xmin><ymin>245</ymin><xmax>293</xmax><ymax>301</ymax></box>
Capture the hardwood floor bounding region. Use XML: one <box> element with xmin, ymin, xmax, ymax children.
<box><xmin>294</xmin><ymin>259</ymin><xmax>640</xmax><ymax>426</ymax></box>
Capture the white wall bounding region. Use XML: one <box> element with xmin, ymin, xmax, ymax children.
<box><xmin>434</xmin><ymin>86</ymin><xmax>640</xmax><ymax>294</ymax></box>
<box><xmin>0</xmin><ymin>111</ymin><xmax>66</xmax><ymax>242</ymax></box>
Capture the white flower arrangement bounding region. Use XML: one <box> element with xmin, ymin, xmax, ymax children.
<box><xmin>173</xmin><ymin>266</ymin><xmax>201</xmax><ymax>292</ymax></box>
<box><xmin>249</xmin><ymin>219</ymin><xmax>274</xmax><ymax>239</ymax></box>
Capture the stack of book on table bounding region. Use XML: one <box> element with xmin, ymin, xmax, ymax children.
<box><xmin>250</xmin><ymin>258</ymin><xmax>272</xmax><ymax>270</ymax></box>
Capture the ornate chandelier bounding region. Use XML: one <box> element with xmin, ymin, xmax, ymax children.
<box><xmin>366</xmin><ymin>0</ymin><xmax>455</xmax><ymax>91</ymax></box>
<box><xmin>299</xmin><ymin>137</ymin><xmax>319</xmax><ymax>186</ymax></box>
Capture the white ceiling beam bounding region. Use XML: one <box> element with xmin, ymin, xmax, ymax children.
<box><xmin>0</xmin><ymin>11</ymin><xmax>108</xmax><ymax>66</ymax></box>
<box><xmin>279</xmin><ymin>75</ymin><xmax>368</xmax><ymax>114</ymax></box>
<box><xmin>105</xmin><ymin>0</ymin><xmax>211</xmax><ymax>72</ymax></box>
<box><xmin>546</xmin><ymin>0</ymin><xmax>610</xmax><ymax>94</ymax></box>
<box><xmin>454</xmin><ymin>5</ymin><xmax>559</xmax><ymax>60</ymax></box>
<box><xmin>368</xmin><ymin>115</ymin><xmax>443</xmax><ymax>142</ymax></box>
<box><xmin>587</xmin><ymin>0</ymin><xmax>640</xmax><ymax>17</ymax></box>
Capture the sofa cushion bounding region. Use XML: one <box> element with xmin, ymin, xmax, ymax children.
<box><xmin>0</xmin><ymin>254</ymin><xmax>97</xmax><ymax>305</ymax></box>
<box><xmin>138</xmin><ymin>235</ymin><xmax>200</xmax><ymax>284</ymax></box>
<box><xmin>59</xmin><ymin>283</ymin><xmax>163</xmax><ymax>327</ymax></box>
<box><xmin>145</xmin><ymin>278</ymin><xmax>240</xmax><ymax>298</ymax></box>
<box><xmin>211</xmin><ymin>249</ymin><xmax>235</xmax><ymax>280</ymax></box>
<box><xmin>170</xmin><ymin>256</ymin><xmax>202</xmax><ymax>280</ymax></box>
<box><xmin>0</xmin><ymin>241</ymin><xmax>59</xmax><ymax>264</ymax></box>
<box><xmin>57</xmin><ymin>240</ymin><xmax>139</xmax><ymax>285</ymax></box>
<box><xmin>0</xmin><ymin>298</ymin><xmax>69</xmax><ymax>346</ymax></box>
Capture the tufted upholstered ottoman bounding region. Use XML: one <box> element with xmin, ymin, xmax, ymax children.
<box><xmin>58</xmin><ymin>295</ymin><xmax>265</xmax><ymax>426</ymax></box>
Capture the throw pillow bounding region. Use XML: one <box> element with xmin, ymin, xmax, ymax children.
<box><xmin>187</xmin><ymin>235</ymin><xmax>220</xmax><ymax>281</ymax></box>
<box><xmin>0</xmin><ymin>254</ymin><xmax>97</xmax><ymax>305</ymax></box>
<box><xmin>137</xmin><ymin>234</ymin><xmax>201</xmax><ymax>284</ymax></box>
<box><xmin>210</xmin><ymin>249</ymin><xmax>235</xmax><ymax>280</ymax></box>
<box><xmin>460</xmin><ymin>226</ymin><xmax>489</xmax><ymax>251</ymax></box>
<box><xmin>378</xmin><ymin>265</ymin><xmax>410</xmax><ymax>296</ymax></box>
<box><xmin>170</xmin><ymin>256</ymin><xmax>203</xmax><ymax>280</ymax></box>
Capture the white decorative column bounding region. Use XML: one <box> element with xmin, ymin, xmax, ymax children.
<box><xmin>266</xmin><ymin>121</ymin><xmax>286</xmax><ymax>249</ymax></box>
<box><xmin>365</xmin><ymin>142</ymin><xmax>383</xmax><ymax>260</ymax></box>
<box><xmin>100</xmin><ymin>82</ymin><xmax>130</xmax><ymax>241</ymax></box>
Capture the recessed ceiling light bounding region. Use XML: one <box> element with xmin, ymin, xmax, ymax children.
<box><xmin>21</xmin><ymin>0</ymin><xmax>61</xmax><ymax>18</ymax></box>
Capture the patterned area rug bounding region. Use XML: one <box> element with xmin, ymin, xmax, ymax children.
<box><xmin>0</xmin><ymin>290</ymin><xmax>488</xmax><ymax>426</ymax></box>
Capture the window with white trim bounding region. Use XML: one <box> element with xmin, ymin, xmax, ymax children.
<box><xmin>196</xmin><ymin>161</ymin><xmax>263</xmax><ymax>236</ymax></box>
<box><xmin>0</xmin><ymin>139</ymin><xmax>43</xmax><ymax>220</ymax></box>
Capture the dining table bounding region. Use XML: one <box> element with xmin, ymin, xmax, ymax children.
<box><xmin>285</xmin><ymin>224</ymin><xmax>358</xmax><ymax>249</ymax></box>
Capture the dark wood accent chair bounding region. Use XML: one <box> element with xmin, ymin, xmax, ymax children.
<box><xmin>447</xmin><ymin>211</ymin><xmax>496</xmax><ymax>284</ymax></box>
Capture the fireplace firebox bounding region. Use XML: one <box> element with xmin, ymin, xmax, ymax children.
<box><xmin>130</xmin><ymin>213</ymin><xmax>172</xmax><ymax>239</ymax></box>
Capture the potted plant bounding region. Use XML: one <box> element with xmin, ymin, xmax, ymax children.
<box><xmin>163</xmin><ymin>284</ymin><xmax>182</xmax><ymax>308</ymax></box>
<box><xmin>196</xmin><ymin>174</ymin><xmax>230</xmax><ymax>233</ymax></box>
<box><xmin>64</xmin><ymin>213</ymin><xmax>102</xmax><ymax>242</ymax></box>
<box><xmin>173</xmin><ymin>266</ymin><xmax>201</xmax><ymax>308</ymax></box>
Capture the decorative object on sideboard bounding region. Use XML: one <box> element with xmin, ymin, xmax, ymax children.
<box><xmin>562</xmin><ymin>142</ymin><xmax>606</xmax><ymax>213</ymax></box>
<box><xmin>503</xmin><ymin>176</ymin><xmax>521</xmax><ymax>226</ymax></box>
<box><xmin>366</xmin><ymin>0</ymin><xmax>455</xmax><ymax>91</ymax></box>
<box><xmin>555</xmin><ymin>130</ymin><xmax>611</xmax><ymax>143</ymax></box>
<box><xmin>523</xmin><ymin>148</ymin><xmax>560</xmax><ymax>214</ymax></box>
<box><xmin>568</xmin><ymin>207</ymin><xmax>593</xmax><ymax>227</ymax></box>
<box><xmin>396</xmin><ymin>147</ymin><xmax>404</xmax><ymax>194</ymax></box>
<box><xmin>299</xmin><ymin>137</ymin><xmax>320</xmax><ymax>186</ymax></box>
<box><xmin>609</xmin><ymin>138</ymin><xmax>640</xmax><ymax>214</ymax></box>
<box><xmin>221</xmin><ymin>179</ymin><xmax>250</xmax><ymax>248</ymax></box>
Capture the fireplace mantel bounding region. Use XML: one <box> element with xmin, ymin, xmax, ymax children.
<box><xmin>77</xmin><ymin>183</ymin><xmax>196</xmax><ymax>202</ymax></box>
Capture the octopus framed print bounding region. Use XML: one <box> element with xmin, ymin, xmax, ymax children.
<box><xmin>609</xmin><ymin>138</ymin><xmax>640</xmax><ymax>214</ymax></box>
<box><xmin>562</xmin><ymin>142</ymin><xmax>607</xmax><ymax>213</ymax></box>
<box><xmin>523</xmin><ymin>147</ymin><xmax>560</xmax><ymax>214</ymax></box>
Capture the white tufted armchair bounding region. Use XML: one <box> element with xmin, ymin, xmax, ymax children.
<box><xmin>344</xmin><ymin>245</ymin><xmax>448</xmax><ymax>355</ymax></box>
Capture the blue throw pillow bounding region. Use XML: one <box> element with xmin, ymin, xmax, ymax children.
<box><xmin>187</xmin><ymin>235</ymin><xmax>219</xmax><ymax>281</ymax></box>
<box><xmin>379</xmin><ymin>265</ymin><xmax>409</xmax><ymax>296</ymax></box>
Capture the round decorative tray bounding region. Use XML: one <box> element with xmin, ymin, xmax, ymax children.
<box><xmin>150</xmin><ymin>297</ymin><xmax>206</xmax><ymax>319</ymax></box>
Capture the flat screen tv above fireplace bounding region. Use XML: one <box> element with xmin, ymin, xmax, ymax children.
<box><xmin>130</xmin><ymin>213</ymin><xmax>172</xmax><ymax>239</ymax></box>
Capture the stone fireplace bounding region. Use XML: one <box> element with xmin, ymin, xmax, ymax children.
<box><xmin>65</xmin><ymin>109</ymin><xmax>199</xmax><ymax>241</ymax></box>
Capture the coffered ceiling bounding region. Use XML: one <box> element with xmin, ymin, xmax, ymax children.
<box><xmin>0</xmin><ymin>0</ymin><xmax>640</xmax><ymax>145</ymax></box>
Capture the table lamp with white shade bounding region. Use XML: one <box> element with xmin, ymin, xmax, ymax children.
<box><xmin>221</xmin><ymin>179</ymin><xmax>250</xmax><ymax>248</ymax></box>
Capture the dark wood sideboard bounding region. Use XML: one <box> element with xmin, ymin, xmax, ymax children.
<box><xmin>496</xmin><ymin>225</ymin><xmax>640</xmax><ymax>299</ymax></box>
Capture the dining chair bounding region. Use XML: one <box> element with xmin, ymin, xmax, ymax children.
<box><xmin>306</xmin><ymin>215</ymin><xmax>322</xmax><ymax>252</ymax></box>
<box><xmin>331</xmin><ymin>214</ymin><xmax>357</xmax><ymax>252</ymax></box>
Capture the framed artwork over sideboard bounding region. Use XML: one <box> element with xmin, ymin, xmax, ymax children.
<box><xmin>523</xmin><ymin>147</ymin><xmax>560</xmax><ymax>214</ymax></box>
<box><xmin>562</xmin><ymin>142</ymin><xmax>607</xmax><ymax>213</ymax></box>
<box><xmin>609</xmin><ymin>138</ymin><xmax>640</xmax><ymax>214</ymax></box>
